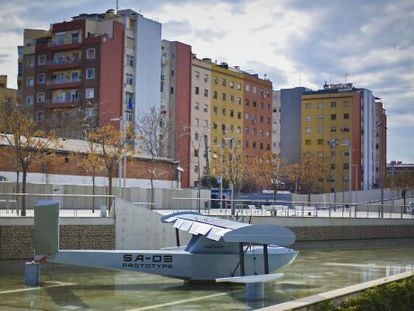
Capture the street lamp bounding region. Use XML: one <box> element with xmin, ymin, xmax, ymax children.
<box><xmin>376</xmin><ymin>121</ymin><xmax>386</xmax><ymax>218</ymax></box>
<box><xmin>110</xmin><ymin>117</ymin><xmax>126</xmax><ymax>199</ymax></box>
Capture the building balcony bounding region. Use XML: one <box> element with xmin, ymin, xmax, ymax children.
<box><xmin>36</xmin><ymin>99</ymin><xmax>80</xmax><ymax>110</ymax></box>
<box><xmin>46</xmin><ymin>78</ymin><xmax>81</xmax><ymax>89</ymax></box>
<box><xmin>46</xmin><ymin>58</ymin><xmax>81</xmax><ymax>70</ymax></box>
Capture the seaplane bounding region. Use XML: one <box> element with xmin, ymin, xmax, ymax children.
<box><xmin>34</xmin><ymin>200</ymin><xmax>298</xmax><ymax>284</ymax></box>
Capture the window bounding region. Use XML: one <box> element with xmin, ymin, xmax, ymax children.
<box><xmin>194</xmin><ymin>165</ymin><xmax>199</xmax><ymax>173</ymax></box>
<box><xmin>170</xmin><ymin>87</ymin><xmax>174</xmax><ymax>94</ymax></box>
<box><xmin>343</xmin><ymin>163</ymin><xmax>349</xmax><ymax>170</ymax></box>
<box><xmin>86</xmin><ymin>68</ymin><xmax>95</xmax><ymax>79</ymax></box>
<box><xmin>305</xmin><ymin>127</ymin><xmax>312</xmax><ymax>133</ymax></box>
<box><xmin>305</xmin><ymin>139</ymin><xmax>311</xmax><ymax>145</ymax></box>
<box><xmin>317</xmin><ymin>102</ymin><xmax>325</xmax><ymax>109</ymax></box>
<box><xmin>318</xmin><ymin>139</ymin><xmax>324</xmax><ymax>145</ymax></box>
<box><xmin>305</xmin><ymin>115</ymin><xmax>312</xmax><ymax>121</ymax></box>
<box><xmin>237</xmin><ymin>83</ymin><xmax>241</xmax><ymax>90</ymax></box>
<box><xmin>244</xmin><ymin>112</ymin><xmax>249</xmax><ymax>120</ymax></box>
<box><xmin>125</xmin><ymin>92</ymin><xmax>134</xmax><ymax>110</ymax></box>
<box><xmin>36</xmin><ymin>92</ymin><xmax>45</xmax><ymax>103</ymax></box>
<box><xmin>194</xmin><ymin>149</ymin><xmax>199</xmax><ymax>157</ymax></box>
<box><xmin>237</xmin><ymin>112</ymin><xmax>241</xmax><ymax>119</ymax></box>
<box><xmin>195</xmin><ymin>71</ymin><xmax>200</xmax><ymax>78</ymax></box>
<box><xmin>85</xmin><ymin>88</ymin><xmax>95</xmax><ymax>99</ymax></box>
<box><xmin>260</xmin><ymin>115</ymin><xmax>264</xmax><ymax>123</ymax></box>
<box><xmin>331</xmin><ymin>101</ymin><xmax>336</xmax><ymax>107</ymax></box>
<box><xmin>245</xmin><ymin>84</ymin><xmax>250</xmax><ymax>91</ymax></box>
<box><xmin>317</xmin><ymin>127</ymin><xmax>323</xmax><ymax>133</ymax></box>
<box><xmin>331</xmin><ymin>164</ymin><xmax>336</xmax><ymax>170</ymax></box>
<box><xmin>194</xmin><ymin>132</ymin><xmax>199</xmax><ymax>140</ymax></box>
<box><xmin>331</xmin><ymin>126</ymin><xmax>337</xmax><ymax>132</ymax></box>
<box><xmin>86</xmin><ymin>48</ymin><xmax>96</xmax><ymax>59</ymax></box>
<box><xmin>37</xmin><ymin>73</ymin><xmax>45</xmax><ymax>84</ymax></box>
<box><xmin>305</xmin><ymin>102</ymin><xmax>311</xmax><ymax>109</ymax></box>
<box><xmin>195</xmin><ymin>102</ymin><xmax>199</xmax><ymax>110</ymax></box>
<box><xmin>245</xmin><ymin>99</ymin><xmax>249</xmax><ymax>106</ymax></box>
<box><xmin>230</xmin><ymin>110</ymin><xmax>234</xmax><ymax>117</ymax></box>
<box><xmin>195</xmin><ymin>86</ymin><xmax>199</xmax><ymax>95</ymax></box>
<box><xmin>26</xmin><ymin>77</ymin><xmax>34</xmax><ymax>86</ymax></box>
<box><xmin>237</xmin><ymin>97</ymin><xmax>241</xmax><ymax>104</ymax></box>
<box><xmin>222</xmin><ymin>78</ymin><xmax>226</xmax><ymax>86</ymax></box>
<box><xmin>230</xmin><ymin>81</ymin><xmax>234</xmax><ymax>88</ymax></box>
<box><xmin>317</xmin><ymin>114</ymin><xmax>324</xmax><ymax>120</ymax></box>
<box><xmin>36</xmin><ymin>111</ymin><xmax>45</xmax><ymax>121</ymax></box>
<box><xmin>203</xmin><ymin>104</ymin><xmax>208</xmax><ymax>112</ymax></box>
<box><xmin>171</xmin><ymin>70</ymin><xmax>174</xmax><ymax>77</ymax></box>
<box><xmin>245</xmin><ymin>127</ymin><xmax>249</xmax><ymax>134</ymax></box>
<box><xmin>71</xmin><ymin>32</ymin><xmax>79</xmax><ymax>43</ymax></box>
<box><xmin>230</xmin><ymin>95</ymin><xmax>234</xmax><ymax>103</ymax></box>
<box><xmin>260</xmin><ymin>143</ymin><xmax>263</xmax><ymax>150</ymax></box>
<box><xmin>252</xmin><ymin>142</ymin><xmax>256</xmax><ymax>148</ymax></box>
<box><xmin>253</xmin><ymin>86</ymin><xmax>257</xmax><ymax>93</ymax></box>
<box><xmin>343</xmin><ymin>101</ymin><xmax>350</xmax><ymax>108</ymax></box>
<box><xmin>253</xmin><ymin>101</ymin><xmax>257</xmax><ymax>107</ymax></box>
<box><xmin>38</xmin><ymin>55</ymin><xmax>46</xmax><ymax>65</ymax></box>
<box><xmin>204</xmin><ymin>120</ymin><xmax>208</xmax><ymax>127</ymax></box>
<box><xmin>343</xmin><ymin>113</ymin><xmax>349</xmax><ymax>119</ymax></box>
<box><xmin>266</xmin><ymin>130</ymin><xmax>270</xmax><ymax>137</ymax></box>
<box><xmin>331</xmin><ymin>114</ymin><xmax>336</xmax><ymax>120</ymax></box>
<box><xmin>213</xmin><ymin>76</ymin><xmax>218</xmax><ymax>84</ymax></box>
<box><xmin>222</xmin><ymin>93</ymin><xmax>226</xmax><ymax>101</ymax></box>
<box><xmin>126</xmin><ymin>73</ymin><xmax>133</xmax><ymax>85</ymax></box>
<box><xmin>204</xmin><ymin>89</ymin><xmax>208</xmax><ymax>97</ymax></box>
<box><xmin>237</xmin><ymin>126</ymin><xmax>241</xmax><ymax>134</ymax></box>
<box><xmin>213</xmin><ymin>106</ymin><xmax>217</xmax><ymax>114</ymax></box>
<box><xmin>213</xmin><ymin>91</ymin><xmax>218</xmax><ymax>99</ymax></box>
<box><xmin>25</xmin><ymin>95</ymin><xmax>33</xmax><ymax>105</ymax></box>
<box><xmin>230</xmin><ymin>124</ymin><xmax>234</xmax><ymax>132</ymax></box>
<box><xmin>195</xmin><ymin>118</ymin><xmax>199</xmax><ymax>126</ymax></box>
<box><xmin>267</xmin><ymin>116</ymin><xmax>271</xmax><ymax>124</ymax></box>
<box><xmin>222</xmin><ymin>108</ymin><xmax>226</xmax><ymax>116</ymax></box>
<box><xmin>126</xmin><ymin>55</ymin><xmax>134</xmax><ymax>66</ymax></box>
<box><xmin>221</xmin><ymin>124</ymin><xmax>226</xmax><ymax>133</ymax></box>
<box><xmin>204</xmin><ymin>74</ymin><xmax>208</xmax><ymax>82</ymax></box>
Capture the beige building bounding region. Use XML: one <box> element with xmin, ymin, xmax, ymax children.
<box><xmin>0</xmin><ymin>75</ymin><xmax>17</xmax><ymax>110</ymax></box>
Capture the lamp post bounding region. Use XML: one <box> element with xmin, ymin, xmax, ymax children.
<box><xmin>376</xmin><ymin>121</ymin><xmax>385</xmax><ymax>218</ymax></box>
<box><xmin>110</xmin><ymin>116</ymin><xmax>126</xmax><ymax>199</ymax></box>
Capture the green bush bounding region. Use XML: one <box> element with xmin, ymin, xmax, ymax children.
<box><xmin>310</xmin><ymin>276</ymin><xmax>414</xmax><ymax>311</ymax></box>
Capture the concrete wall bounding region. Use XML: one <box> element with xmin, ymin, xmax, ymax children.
<box><xmin>0</xmin><ymin>217</ymin><xmax>114</xmax><ymax>260</ymax></box>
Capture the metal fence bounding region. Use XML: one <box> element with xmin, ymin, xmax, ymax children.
<box><xmin>0</xmin><ymin>193</ymin><xmax>116</xmax><ymax>217</ymax></box>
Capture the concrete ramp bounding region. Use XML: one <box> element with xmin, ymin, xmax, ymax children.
<box><xmin>115</xmin><ymin>198</ymin><xmax>190</xmax><ymax>250</ymax></box>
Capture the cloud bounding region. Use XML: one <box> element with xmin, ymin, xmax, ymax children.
<box><xmin>163</xmin><ymin>20</ymin><xmax>193</xmax><ymax>37</ymax></box>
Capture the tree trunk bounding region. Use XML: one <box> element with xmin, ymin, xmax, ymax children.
<box><xmin>21</xmin><ymin>169</ymin><xmax>27</xmax><ymax>216</ymax></box>
<box><xmin>92</xmin><ymin>166</ymin><xmax>96</xmax><ymax>213</ymax></box>
<box><xmin>108</xmin><ymin>170</ymin><xmax>113</xmax><ymax>213</ymax></box>
<box><xmin>150</xmin><ymin>159</ymin><xmax>155</xmax><ymax>210</ymax></box>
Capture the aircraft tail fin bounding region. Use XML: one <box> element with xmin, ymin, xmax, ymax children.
<box><xmin>34</xmin><ymin>200</ymin><xmax>59</xmax><ymax>260</ymax></box>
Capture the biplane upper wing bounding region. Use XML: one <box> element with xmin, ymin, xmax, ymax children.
<box><xmin>161</xmin><ymin>212</ymin><xmax>295</xmax><ymax>246</ymax></box>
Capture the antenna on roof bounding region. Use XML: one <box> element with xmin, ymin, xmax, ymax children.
<box><xmin>344</xmin><ymin>72</ymin><xmax>349</xmax><ymax>83</ymax></box>
<box><xmin>115</xmin><ymin>0</ymin><xmax>119</xmax><ymax>13</ymax></box>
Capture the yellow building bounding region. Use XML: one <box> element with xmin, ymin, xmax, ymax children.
<box><xmin>301</xmin><ymin>84</ymin><xmax>361</xmax><ymax>193</ymax></box>
<box><xmin>210</xmin><ymin>63</ymin><xmax>244</xmax><ymax>177</ymax></box>
<box><xmin>0</xmin><ymin>75</ymin><xmax>17</xmax><ymax>110</ymax></box>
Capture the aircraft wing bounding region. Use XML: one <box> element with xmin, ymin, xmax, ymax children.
<box><xmin>161</xmin><ymin>212</ymin><xmax>295</xmax><ymax>245</ymax></box>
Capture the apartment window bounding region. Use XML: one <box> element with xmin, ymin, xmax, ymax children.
<box><xmin>260</xmin><ymin>115</ymin><xmax>264</xmax><ymax>123</ymax></box>
<box><xmin>126</xmin><ymin>55</ymin><xmax>134</xmax><ymax>66</ymax></box>
<box><xmin>230</xmin><ymin>95</ymin><xmax>235</xmax><ymax>103</ymax></box>
<box><xmin>343</xmin><ymin>113</ymin><xmax>349</xmax><ymax>119</ymax></box>
<box><xmin>343</xmin><ymin>101</ymin><xmax>350</xmax><ymax>108</ymax></box>
<box><xmin>221</xmin><ymin>124</ymin><xmax>226</xmax><ymax>133</ymax></box>
<box><xmin>213</xmin><ymin>106</ymin><xmax>217</xmax><ymax>114</ymax></box>
<box><xmin>222</xmin><ymin>108</ymin><xmax>226</xmax><ymax>116</ymax></box>
<box><xmin>318</xmin><ymin>152</ymin><xmax>324</xmax><ymax>158</ymax></box>
<box><xmin>195</xmin><ymin>102</ymin><xmax>199</xmax><ymax>110</ymax></box>
<box><xmin>253</xmin><ymin>86</ymin><xmax>257</xmax><ymax>94</ymax></box>
<box><xmin>213</xmin><ymin>122</ymin><xmax>217</xmax><ymax>129</ymax></box>
<box><xmin>253</xmin><ymin>128</ymin><xmax>257</xmax><ymax>135</ymax></box>
<box><xmin>317</xmin><ymin>114</ymin><xmax>324</xmax><ymax>120</ymax></box>
<box><xmin>194</xmin><ymin>132</ymin><xmax>199</xmax><ymax>140</ymax></box>
<box><xmin>194</xmin><ymin>165</ymin><xmax>199</xmax><ymax>173</ymax></box>
<box><xmin>237</xmin><ymin>126</ymin><xmax>241</xmax><ymax>134</ymax></box>
<box><xmin>230</xmin><ymin>110</ymin><xmax>234</xmax><ymax>118</ymax></box>
<box><xmin>171</xmin><ymin>70</ymin><xmax>174</xmax><ymax>77</ymax></box>
<box><xmin>237</xmin><ymin>97</ymin><xmax>241</xmax><ymax>104</ymax></box>
<box><xmin>222</xmin><ymin>78</ymin><xmax>226</xmax><ymax>86</ymax></box>
<box><xmin>318</xmin><ymin>138</ymin><xmax>324</xmax><ymax>145</ymax></box>
<box><xmin>260</xmin><ymin>143</ymin><xmax>264</xmax><ymax>150</ymax></box>
<box><xmin>203</xmin><ymin>104</ymin><xmax>208</xmax><ymax>112</ymax></box>
<box><xmin>245</xmin><ymin>84</ymin><xmax>250</xmax><ymax>92</ymax></box>
<box><xmin>25</xmin><ymin>95</ymin><xmax>33</xmax><ymax>105</ymax></box>
<box><xmin>195</xmin><ymin>118</ymin><xmax>199</xmax><ymax>126</ymax></box>
<box><xmin>36</xmin><ymin>111</ymin><xmax>45</xmax><ymax>121</ymax></box>
<box><xmin>36</xmin><ymin>92</ymin><xmax>45</xmax><ymax>103</ymax></box>
<box><xmin>305</xmin><ymin>102</ymin><xmax>311</xmax><ymax>109</ymax></box>
<box><xmin>317</xmin><ymin>102</ymin><xmax>324</xmax><ymax>109</ymax></box>
<box><xmin>244</xmin><ymin>112</ymin><xmax>249</xmax><ymax>120</ymax></box>
<box><xmin>343</xmin><ymin>163</ymin><xmax>349</xmax><ymax>170</ymax></box>
<box><xmin>204</xmin><ymin>89</ymin><xmax>208</xmax><ymax>97</ymax></box>
<box><xmin>305</xmin><ymin>115</ymin><xmax>312</xmax><ymax>121</ymax></box>
<box><xmin>86</xmin><ymin>48</ymin><xmax>96</xmax><ymax>59</ymax></box>
<box><xmin>331</xmin><ymin>164</ymin><xmax>336</xmax><ymax>170</ymax></box>
<box><xmin>245</xmin><ymin>140</ymin><xmax>249</xmax><ymax>148</ymax></box>
<box><xmin>245</xmin><ymin>99</ymin><xmax>249</xmax><ymax>106</ymax></box>
<box><xmin>266</xmin><ymin>130</ymin><xmax>270</xmax><ymax>137</ymax></box>
<box><xmin>230</xmin><ymin>81</ymin><xmax>234</xmax><ymax>88</ymax></box>
<box><xmin>213</xmin><ymin>91</ymin><xmax>218</xmax><ymax>99</ymax></box>
<box><xmin>194</xmin><ymin>149</ymin><xmax>199</xmax><ymax>157</ymax></box>
<box><xmin>195</xmin><ymin>71</ymin><xmax>200</xmax><ymax>78</ymax></box>
<box><xmin>214</xmin><ymin>76</ymin><xmax>218</xmax><ymax>84</ymax></box>
<box><xmin>331</xmin><ymin>126</ymin><xmax>337</xmax><ymax>132</ymax></box>
<box><xmin>85</xmin><ymin>88</ymin><xmax>95</xmax><ymax>99</ymax></box>
<box><xmin>238</xmin><ymin>112</ymin><xmax>241</xmax><ymax>119</ymax></box>
<box><xmin>253</xmin><ymin>101</ymin><xmax>257</xmax><ymax>107</ymax></box>
<box><xmin>26</xmin><ymin>76</ymin><xmax>34</xmax><ymax>86</ymax></box>
<box><xmin>252</xmin><ymin>142</ymin><xmax>256</xmax><ymax>148</ymax></box>
<box><xmin>331</xmin><ymin>114</ymin><xmax>336</xmax><ymax>120</ymax></box>
<box><xmin>266</xmin><ymin>116</ymin><xmax>271</xmax><ymax>124</ymax></box>
<box><xmin>222</xmin><ymin>93</ymin><xmax>226</xmax><ymax>101</ymax></box>
<box><xmin>305</xmin><ymin>127</ymin><xmax>312</xmax><ymax>133</ymax></box>
<box><xmin>204</xmin><ymin>73</ymin><xmax>208</xmax><ymax>82</ymax></box>
<box><xmin>305</xmin><ymin>139</ymin><xmax>311</xmax><ymax>145</ymax></box>
<box><xmin>86</xmin><ymin>68</ymin><xmax>95</xmax><ymax>79</ymax></box>
<box><xmin>331</xmin><ymin>101</ymin><xmax>336</xmax><ymax>108</ymax></box>
<box><xmin>237</xmin><ymin>83</ymin><xmax>241</xmax><ymax>90</ymax></box>
<box><xmin>213</xmin><ymin>137</ymin><xmax>217</xmax><ymax>144</ymax></box>
<box><xmin>195</xmin><ymin>86</ymin><xmax>199</xmax><ymax>95</ymax></box>
<box><xmin>170</xmin><ymin>87</ymin><xmax>174</xmax><ymax>94</ymax></box>
<box><xmin>126</xmin><ymin>73</ymin><xmax>133</xmax><ymax>85</ymax></box>
<box><xmin>71</xmin><ymin>32</ymin><xmax>79</xmax><ymax>43</ymax></box>
<box><xmin>230</xmin><ymin>124</ymin><xmax>234</xmax><ymax>132</ymax></box>
<box><xmin>245</xmin><ymin>127</ymin><xmax>249</xmax><ymax>134</ymax></box>
<box><xmin>317</xmin><ymin>127</ymin><xmax>324</xmax><ymax>133</ymax></box>
<box><xmin>38</xmin><ymin>55</ymin><xmax>46</xmax><ymax>65</ymax></box>
<box><xmin>37</xmin><ymin>73</ymin><xmax>45</xmax><ymax>84</ymax></box>
<box><xmin>125</xmin><ymin>92</ymin><xmax>134</xmax><ymax>110</ymax></box>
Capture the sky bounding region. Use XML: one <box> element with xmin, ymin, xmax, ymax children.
<box><xmin>0</xmin><ymin>0</ymin><xmax>413</xmax><ymax>162</ymax></box>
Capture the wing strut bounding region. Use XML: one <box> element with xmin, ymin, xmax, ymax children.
<box><xmin>263</xmin><ymin>244</ymin><xmax>269</xmax><ymax>274</ymax></box>
<box><xmin>239</xmin><ymin>242</ymin><xmax>245</xmax><ymax>276</ymax></box>
<box><xmin>175</xmin><ymin>228</ymin><xmax>180</xmax><ymax>247</ymax></box>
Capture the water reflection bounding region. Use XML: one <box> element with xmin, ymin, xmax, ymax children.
<box><xmin>0</xmin><ymin>244</ymin><xmax>413</xmax><ymax>310</ymax></box>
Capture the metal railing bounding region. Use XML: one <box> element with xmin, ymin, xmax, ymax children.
<box><xmin>0</xmin><ymin>193</ymin><xmax>115</xmax><ymax>218</ymax></box>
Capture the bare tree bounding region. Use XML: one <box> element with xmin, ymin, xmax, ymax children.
<box><xmin>88</xmin><ymin>124</ymin><xmax>134</xmax><ymax>211</ymax></box>
<box><xmin>135</xmin><ymin>106</ymin><xmax>170</xmax><ymax>208</ymax></box>
<box><xmin>0</xmin><ymin>108</ymin><xmax>57</xmax><ymax>216</ymax></box>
